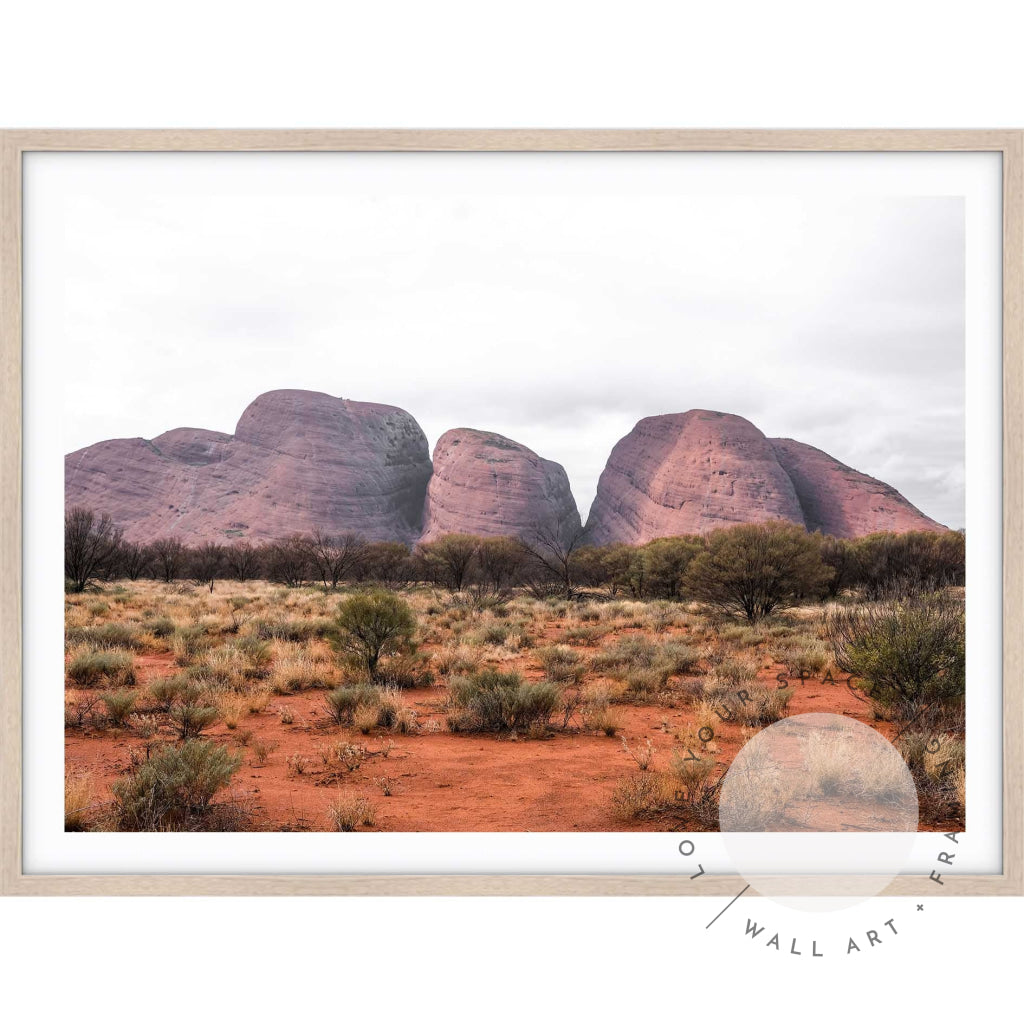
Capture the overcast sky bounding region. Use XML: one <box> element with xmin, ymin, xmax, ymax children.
<box><xmin>33</xmin><ymin>153</ymin><xmax>965</xmax><ymax>528</ymax></box>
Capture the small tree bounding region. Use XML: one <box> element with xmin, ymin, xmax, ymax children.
<box><xmin>303</xmin><ymin>529</ymin><xmax>366</xmax><ymax>590</ymax></box>
<box><xmin>150</xmin><ymin>537</ymin><xmax>186</xmax><ymax>584</ymax></box>
<box><xmin>358</xmin><ymin>542</ymin><xmax>413</xmax><ymax>588</ymax></box>
<box><xmin>820</xmin><ymin>534</ymin><xmax>856</xmax><ymax>598</ymax></box>
<box><xmin>417</xmin><ymin>534</ymin><xmax>479</xmax><ymax>592</ymax></box>
<box><xmin>330</xmin><ymin>590</ymin><xmax>417</xmax><ymax>681</ymax></box>
<box><xmin>117</xmin><ymin>541</ymin><xmax>152</xmax><ymax>582</ymax></box>
<box><xmin>520</xmin><ymin>523</ymin><xmax>589</xmax><ymax>600</ymax></box>
<box><xmin>224</xmin><ymin>541</ymin><xmax>261</xmax><ymax>582</ymax></box>
<box><xmin>190</xmin><ymin>542</ymin><xmax>225</xmax><ymax>592</ymax></box>
<box><xmin>64</xmin><ymin>507</ymin><xmax>123</xmax><ymax>592</ymax></box>
<box><xmin>642</xmin><ymin>536</ymin><xmax>703</xmax><ymax>600</ymax></box>
<box><xmin>263</xmin><ymin>535</ymin><xmax>309</xmax><ymax>587</ymax></box>
<box><xmin>684</xmin><ymin>521</ymin><xmax>832</xmax><ymax>623</ymax></box>
<box><xmin>475</xmin><ymin>536</ymin><xmax>526</xmax><ymax>595</ymax></box>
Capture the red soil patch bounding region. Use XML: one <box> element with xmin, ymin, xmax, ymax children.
<box><xmin>64</xmin><ymin>618</ymin><xmax>960</xmax><ymax>832</ymax></box>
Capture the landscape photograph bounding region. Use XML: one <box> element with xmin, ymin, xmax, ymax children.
<box><xmin>55</xmin><ymin>154</ymin><xmax>967</xmax><ymax>834</ymax></box>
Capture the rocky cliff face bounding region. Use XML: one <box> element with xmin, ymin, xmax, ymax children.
<box><xmin>585</xmin><ymin>410</ymin><xmax>945</xmax><ymax>543</ymax></box>
<box><xmin>66</xmin><ymin>394</ymin><xmax>944</xmax><ymax>548</ymax></box>
<box><xmin>768</xmin><ymin>438</ymin><xmax>945</xmax><ymax>539</ymax></box>
<box><xmin>585</xmin><ymin>411</ymin><xmax>807</xmax><ymax>545</ymax></box>
<box><xmin>64</xmin><ymin>390</ymin><xmax>433</xmax><ymax>544</ymax></box>
<box><xmin>420</xmin><ymin>428</ymin><xmax>581</xmax><ymax>546</ymax></box>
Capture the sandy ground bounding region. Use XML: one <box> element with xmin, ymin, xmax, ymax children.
<box><xmin>65</xmin><ymin>609</ymin><xmax>963</xmax><ymax>833</ymax></box>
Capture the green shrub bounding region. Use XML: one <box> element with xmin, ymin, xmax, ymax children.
<box><xmin>172</xmin><ymin>625</ymin><xmax>212</xmax><ymax>666</ymax></box>
<box><xmin>66</xmin><ymin>622</ymin><xmax>145</xmax><ymax>650</ymax></box>
<box><xmin>589</xmin><ymin>637</ymin><xmax>659</xmax><ymax>676</ymax></box>
<box><xmin>101</xmin><ymin>689</ymin><xmax>137</xmax><ymax>726</ymax></box>
<box><xmin>474</xmin><ymin>622</ymin><xmax>510</xmax><ymax>646</ymax></box>
<box><xmin>323</xmin><ymin>683</ymin><xmax>381</xmax><ymax>725</ymax></box>
<box><xmin>657</xmin><ymin>640</ymin><xmax>702</xmax><ymax>675</ymax></box>
<box><xmin>149</xmin><ymin>616</ymin><xmax>177</xmax><ymax>638</ymax></box>
<box><xmin>684</xmin><ymin>521</ymin><xmax>833</xmax><ymax>622</ymax></box>
<box><xmin>67</xmin><ymin>649</ymin><xmax>136</xmax><ymax>687</ymax></box>
<box><xmin>329</xmin><ymin>591</ymin><xmax>416</xmax><ymax>681</ymax></box>
<box><xmin>536</xmin><ymin>645</ymin><xmax>586</xmax><ymax>684</ymax></box>
<box><xmin>233</xmin><ymin>635</ymin><xmax>273</xmax><ymax>673</ymax></box>
<box><xmin>148</xmin><ymin>675</ymin><xmax>186</xmax><ymax>711</ymax></box>
<box><xmin>825</xmin><ymin>594</ymin><xmax>965</xmax><ymax>719</ymax></box>
<box><xmin>447</xmin><ymin>669</ymin><xmax>561</xmax><ymax>732</ymax></box>
<box><xmin>168</xmin><ymin>685</ymin><xmax>220</xmax><ymax>738</ymax></box>
<box><xmin>112</xmin><ymin>740</ymin><xmax>242</xmax><ymax>831</ymax></box>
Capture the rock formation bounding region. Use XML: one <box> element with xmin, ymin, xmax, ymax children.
<box><xmin>64</xmin><ymin>390</ymin><xmax>432</xmax><ymax>544</ymax></box>
<box><xmin>585</xmin><ymin>410</ymin><xmax>945</xmax><ymax>544</ymax></box>
<box><xmin>768</xmin><ymin>438</ymin><xmax>945</xmax><ymax>539</ymax></box>
<box><xmin>420</xmin><ymin>428</ymin><xmax>581</xmax><ymax>546</ymax></box>
<box><xmin>585</xmin><ymin>411</ymin><xmax>806</xmax><ymax>545</ymax></box>
<box><xmin>66</xmin><ymin>394</ymin><xmax>945</xmax><ymax>549</ymax></box>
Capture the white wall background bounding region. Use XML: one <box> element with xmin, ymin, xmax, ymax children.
<box><xmin>2</xmin><ymin>1</ymin><xmax>1021</xmax><ymax>1022</ymax></box>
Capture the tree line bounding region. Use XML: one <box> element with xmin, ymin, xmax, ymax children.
<box><xmin>66</xmin><ymin>506</ymin><xmax>964</xmax><ymax>621</ymax></box>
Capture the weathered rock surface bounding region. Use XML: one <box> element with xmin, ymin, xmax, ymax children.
<box><xmin>64</xmin><ymin>390</ymin><xmax>432</xmax><ymax>544</ymax></box>
<box><xmin>585</xmin><ymin>410</ymin><xmax>807</xmax><ymax>545</ymax></box>
<box><xmin>769</xmin><ymin>438</ymin><xmax>945</xmax><ymax>539</ymax></box>
<box><xmin>420</xmin><ymin>429</ymin><xmax>581</xmax><ymax>546</ymax></box>
<box><xmin>585</xmin><ymin>410</ymin><xmax>946</xmax><ymax>543</ymax></box>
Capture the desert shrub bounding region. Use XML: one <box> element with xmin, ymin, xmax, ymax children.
<box><xmin>271</xmin><ymin>652</ymin><xmax>334</xmax><ymax>693</ymax></box>
<box><xmin>148</xmin><ymin>675</ymin><xmax>185</xmax><ymax>711</ymax></box>
<box><xmin>563</xmin><ymin>624</ymin><xmax>605</xmax><ymax>646</ymax></box>
<box><xmin>172</xmin><ymin>625</ymin><xmax>212</xmax><ymax>666</ymax></box>
<box><xmin>684</xmin><ymin>522</ymin><xmax>832</xmax><ymax>622</ymax></box>
<box><xmin>590</xmin><ymin>636</ymin><xmax>659</xmax><ymax>675</ymax></box>
<box><xmin>329</xmin><ymin>591</ymin><xmax>416</xmax><ymax>681</ymax></box>
<box><xmin>66</xmin><ymin>621</ymin><xmax>145</xmax><ymax>650</ymax></box>
<box><xmin>112</xmin><ymin>739</ymin><xmax>242</xmax><ymax>831</ymax></box>
<box><xmin>535</xmin><ymin>645</ymin><xmax>586</xmax><ymax>684</ymax></box>
<box><xmin>474</xmin><ymin>622</ymin><xmax>510</xmax><ymax>646</ymax></box>
<box><xmin>657</xmin><ymin>640</ymin><xmax>702</xmax><ymax>675</ymax></box>
<box><xmin>623</xmin><ymin>667</ymin><xmax>670</xmax><ymax>698</ymax></box>
<box><xmin>353</xmin><ymin>704</ymin><xmax>380</xmax><ymax>735</ymax></box>
<box><xmin>896</xmin><ymin>731</ymin><xmax>966</xmax><ymax>811</ymax></box>
<box><xmin>611</xmin><ymin>773</ymin><xmax>662</xmax><ymax>820</ymax></box>
<box><xmin>773</xmin><ymin>638</ymin><xmax>830</xmax><ymax>676</ymax></box>
<box><xmin>65</xmin><ymin>773</ymin><xmax>97</xmax><ymax>831</ymax></box>
<box><xmin>101</xmin><ymin>689</ymin><xmax>137</xmax><ymax>726</ymax></box>
<box><xmin>668</xmin><ymin>750</ymin><xmax>721</xmax><ymax>826</ymax></box>
<box><xmin>374</xmin><ymin>653</ymin><xmax>432</xmax><ymax>689</ymax></box>
<box><xmin>233</xmin><ymin>635</ymin><xmax>273</xmax><ymax>674</ymax></box>
<box><xmin>218</xmin><ymin>694</ymin><xmax>247</xmax><ymax>729</ymax></box>
<box><xmin>67</xmin><ymin>649</ymin><xmax>136</xmax><ymax>688</ymax></box>
<box><xmin>715</xmin><ymin>655</ymin><xmax>759</xmax><ymax>685</ymax></box>
<box><xmin>642</xmin><ymin>536</ymin><xmax>705</xmax><ymax>600</ymax></box>
<box><xmin>583</xmin><ymin>705</ymin><xmax>623</xmax><ymax>736</ymax></box>
<box><xmin>432</xmin><ymin>644</ymin><xmax>483</xmax><ymax>677</ymax></box>
<box><xmin>143</xmin><ymin>616</ymin><xmax>176</xmax><ymax>640</ymax></box>
<box><xmin>168</xmin><ymin>685</ymin><xmax>220</xmax><ymax>739</ymax></box>
<box><xmin>730</xmin><ymin>684</ymin><xmax>792</xmax><ymax>727</ymax></box>
<box><xmin>825</xmin><ymin>594</ymin><xmax>965</xmax><ymax>720</ymax></box>
<box><xmin>323</xmin><ymin>683</ymin><xmax>381</xmax><ymax>725</ymax></box>
<box><xmin>327</xmin><ymin>793</ymin><xmax>377</xmax><ymax>831</ymax></box>
<box><xmin>447</xmin><ymin>669</ymin><xmax>560</xmax><ymax>733</ymax></box>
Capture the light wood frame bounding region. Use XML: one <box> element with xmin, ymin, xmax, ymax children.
<box><xmin>0</xmin><ymin>129</ymin><xmax>1020</xmax><ymax>896</ymax></box>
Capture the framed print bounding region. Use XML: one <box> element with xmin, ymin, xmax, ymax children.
<box><xmin>0</xmin><ymin>129</ymin><xmax>1020</xmax><ymax>895</ymax></box>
